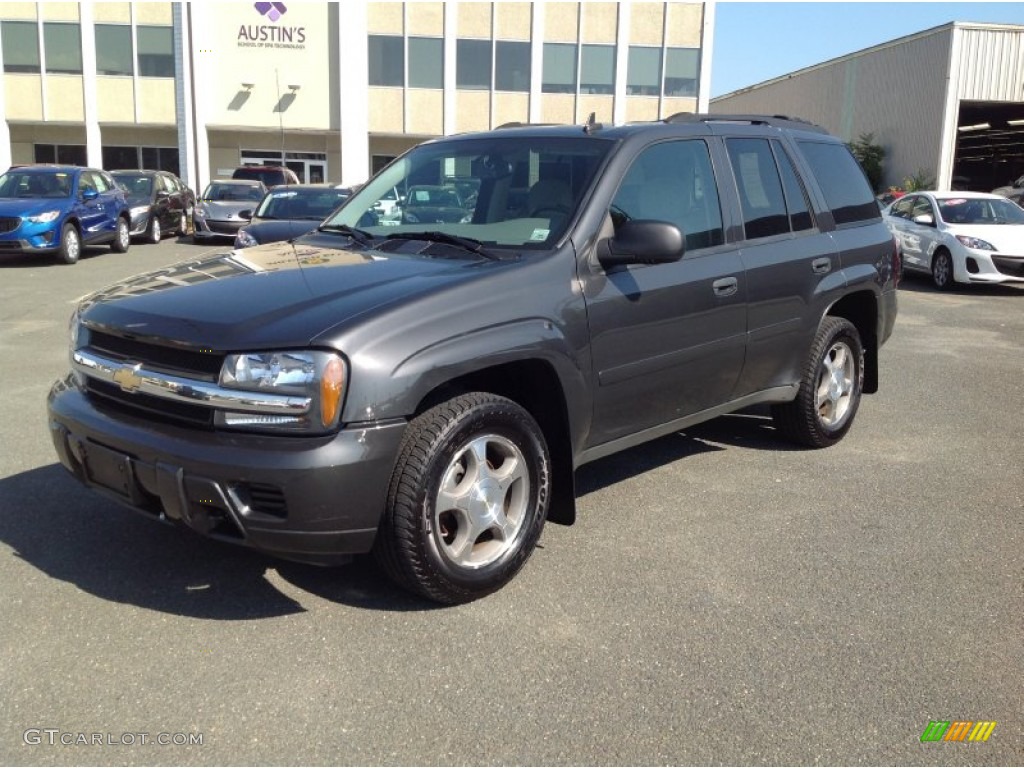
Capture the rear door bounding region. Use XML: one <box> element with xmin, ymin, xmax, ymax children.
<box><xmin>581</xmin><ymin>137</ymin><xmax>747</xmax><ymax>446</ymax></box>
<box><xmin>722</xmin><ymin>135</ymin><xmax>837</xmax><ymax>396</ymax></box>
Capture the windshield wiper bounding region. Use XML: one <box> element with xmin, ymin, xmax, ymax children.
<box><xmin>382</xmin><ymin>231</ymin><xmax>502</xmax><ymax>260</ymax></box>
<box><xmin>316</xmin><ymin>223</ymin><xmax>374</xmax><ymax>247</ymax></box>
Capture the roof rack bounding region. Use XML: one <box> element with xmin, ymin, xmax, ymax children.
<box><xmin>494</xmin><ymin>121</ymin><xmax>558</xmax><ymax>130</ymax></box>
<box><xmin>662</xmin><ymin>113</ymin><xmax>828</xmax><ymax>134</ymax></box>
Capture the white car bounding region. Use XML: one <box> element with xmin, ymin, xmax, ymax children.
<box><xmin>883</xmin><ymin>191</ymin><xmax>1024</xmax><ymax>289</ymax></box>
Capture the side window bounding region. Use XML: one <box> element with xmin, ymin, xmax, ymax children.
<box><xmin>725</xmin><ymin>138</ymin><xmax>789</xmax><ymax>240</ymax></box>
<box><xmin>891</xmin><ymin>196</ymin><xmax>914</xmax><ymax>219</ymax></box>
<box><xmin>796</xmin><ymin>140</ymin><xmax>879</xmax><ymax>225</ymax></box>
<box><xmin>611</xmin><ymin>139</ymin><xmax>724</xmax><ymax>252</ymax></box>
<box><xmin>773</xmin><ymin>142</ymin><xmax>814</xmax><ymax>232</ymax></box>
<box><xmin>159</xmin><ymin>174</ymin><xmax>175</xmax><ymax>193</ymax></box>
<box><xmin>77</xmin><ymin>174</ymin><xmax>91</xmax><ymax>195</ymax></box>
<box><xmin>88</xmin><ymin>171</ymin><xmax>109</xmax><ymax>193</ymax></box>
<box><xmin>911</xmin><ymin>196</ymin><xmax>934</xmax><ymax>221</ymax></box>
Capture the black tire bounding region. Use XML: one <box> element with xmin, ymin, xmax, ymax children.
<box><xmin>57</xmin><ymin>223</ymin><xmax>80</xmax><ymax>265</ymax></box>
<box><xmin>771</xmin><ymin>316</ymin><xmax>864</xmax><ymax>448</ymax></box>
<box><xmin>110</xmin><ymin>217</ymin><xmax>130</xmax><ymax>253</ymax></box>
<box><xmin>147</xmin><ymin>213</ymin><xmax>161</xmax><ymax>244</ymax></box>
<box><xmin>931</xmin><ymin>249</ymin><xmax>954</xmax><ymax>290</ymax></box>
<box><xmin>374</xmin><ymin>392</ymin><xmax>551</xmax><ymax>604</ymax></box>
<box><xmin>178</xmin><ymin>206</ymin><xmax>193</xmax><ymax>236</ymax></box>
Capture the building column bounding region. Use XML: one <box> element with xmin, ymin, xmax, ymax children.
<box><xmin>612</xmin><ymin>2</ymin><xmax>630</xmax><ymax>125</ymax></box>
<box><xmin>0</xmin><ymin>20</ymin><xmax>11</xmax><ymax>170</ymax></box>
<box><xmin>178</xmin><ymin>2</ymin><xmax>210</xmax><ymax>191</ymax></box>
<box><xmin>697</xmin><ymin>0</ymin><xmax>716</xmax><ymax>114</ymax></box>
<box><xmin>79</xmin><ymin>2</ymin><xmax>102</xmax><ymax>168</ymax></box>
<box><xmin>443</xmin><ymin>2</ymin><xmax>457</xmax><ymax>135</ymax></box>
<box><xmin>338</xmin><ymin>0</ymin><xmax>369</xmax><ymax>185</ymax></box>
<box><xmin>528</xmin><ymin>2</ymin><xmax>544</xmax><ymax>123</ymax></box>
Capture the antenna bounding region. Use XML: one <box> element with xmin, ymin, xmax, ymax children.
<box><xmin>583</xmin><ymin>112</ymin><xmax>602</xmax><ymax>134</ymax></box>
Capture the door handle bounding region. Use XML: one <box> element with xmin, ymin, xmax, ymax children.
<box><xmin>712</xmin><ymin>277</ymin><xmax>738</xmax><ymax>297</ymax></box>
<box><xmin>812</xmin><ymin>257</ymin><xmax>832</xmax><ymax>274</ymax></box>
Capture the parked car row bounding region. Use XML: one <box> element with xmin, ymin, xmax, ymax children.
<box><xmin>881</xmin><ymin>191</ymin><xmax>1024</xmax><ymax>289</ymax></box>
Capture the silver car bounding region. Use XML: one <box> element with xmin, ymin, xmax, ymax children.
<box><xmin>193</xmin><ymin>179</ymin><xmax>267</xmax><ymax>240</ymax></box>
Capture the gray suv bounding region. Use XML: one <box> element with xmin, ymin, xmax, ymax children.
<box><xmin>48</xmin><ymin>114</ymin><xmax>899</xmax><ymax>603</ymax></box>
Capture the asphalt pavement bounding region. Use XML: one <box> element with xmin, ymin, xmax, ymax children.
<box><xmin>0</xmin><ymin>237</ymin><xmax>1020</xmax><ymax>765</ymax></box>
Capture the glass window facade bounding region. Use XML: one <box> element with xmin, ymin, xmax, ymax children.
<box><xmin>368</xmin><ymin>34</ymin><xmax>403</xmax><ymax>86</ymax></box>
<box><xmin>580</xmin><ymin>44</ymin><xmax>615</xmax><ymax>95</ymax></box>
<box><xmin>408</xmin><ymin>37</ymin><xmax>443</xmax><ymax>89</ymax></box>
<box><xmin>627</xmin><ymin>46</ymin><xmax>661</xmax><ymax>96</ymax></box>
<box><xmin>1</xmin><ymin>21</ymin><xmax>40</xmax><ymax>74</ymax></box>
<box><xmin>137</xmin><ymin>25</ymin><xmax>174</xmax><ymax>77</ymax></box>
<box><xmin>542</xmin><ymin>43</ymin><xmax>576</xmax><ymax>94</ymax></box>
<box><xmin>664</xmin><ymin>47</ymin><xmax>699</xmax><ymax>97</ymax></box>
<box><xmin>95</xmin><ymin>24</ymin><xmax>133</xmax><ymax>76</ymax></box>
<box><xmin>495</xmin><ymin>41</ymin><xmax>530</xmax><ymax>92</ymax></box>
<box><xmin>44</xmin><ymin>23</ymin><xmax>82</xmax><ymax>75</ymax></box>
<box><xmin>34</xmin><ymin>144</ymin><xmax>87</xmax><ymax>166</ymax></box>
<box><xmin>456</xmin><ymin>39</ymin><xmax>492</xmax><ymax>90</ymax></box>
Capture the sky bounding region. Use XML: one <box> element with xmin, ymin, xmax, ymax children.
<box><xmin>711</xmin><ymin>2</ymin><xmax>1024</xmax><ymax>98</ymax></box>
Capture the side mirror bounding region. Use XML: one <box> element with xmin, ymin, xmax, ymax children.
<box><xmin>156</xmin><ymin>190</ymin><xmax>170</xmax><ymax>200</ymax></box>
<box><xmin>81</xmin><ymin>186</ymin><xmax>99</xmax><ymax>201</ymax></box>
<box><xmin>598</xmin><ymin>220</ymin><xmax>685</xmax><ymax>267</ymax></box>
<box><xmin>912</xmin><ymin>214</ymin><xmax>934</xmax><ymax>226</ymax></box>
<box><xmin>238</xmin><ymin>209</ymin><xmax>253</xmax><ymax>220</ymax></box>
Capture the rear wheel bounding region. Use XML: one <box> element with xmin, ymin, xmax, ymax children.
<box><xmin>931</xmin><ymin>249</ymin><xmax>954</xmax><ymax>290</ymax></box>
<box><xmin>57</xmin><ymin>223</ymin><xmax>80</xmax><ymax>265</ymax></box>
<box><xmin>110</xmin><ymin>217</ymin><xmax>130</xmax><ymax>253</ymax></box>
<box><xmin>178</xmin><ymin>206</ymin><xmax>193</xmax><ymax>236</ymax></box>
<box><xmin>374</xmin><ymin>392</ymin><xmax>551</xmax><ymax>604</ymax></box>
<box><xmin>772</xmin><ymin>317</ymin><xmax>864</xmax><ymax>448</ymax></box>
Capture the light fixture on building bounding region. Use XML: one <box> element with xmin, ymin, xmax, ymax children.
<box><xmin>288</xmin><ymin>84</ymin><xmax>301</xmax><ymax>91</ymax></box>
<box><xmin>1007</xmin><ymin>119</ymin><xmax>1024</xmax><ymax>126</ymax></box>
<box><xmin>957</xmin><ymin>122</ymin><xmax>991</xmax><ymax>132</ymax></box>
<box><xmin>241</xmin><ymin>82</ymin><xmax>255</xmax><ymax>90</ymax></box>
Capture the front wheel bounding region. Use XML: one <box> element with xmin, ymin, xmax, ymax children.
<box><xmin>147</xmin><ymin>214</ymin><xmax>161</xmax><ymax>244</ymax></box>
<box><xmin>374</xmin><ymin>393</ymin><xmax>551</xmax><ymax>604</ymax></box>
<box><xmin>772</xmin><ymin>317</ymin><xmax>864</xmax><ymax>448</ymax></box>
<box><xmin>931</xmin><ymin>249</ymin><xmax>954</xmax><ymax>290</ymax></box>
<box><xmin>110</xmin><ymin>217</ymin><xmax>130</xmax><ymax>253</ymax></box>
<box><xmin>57</xmin><ymin>223</ymin><xmax>80</xmax><ymax>265</ymax></box>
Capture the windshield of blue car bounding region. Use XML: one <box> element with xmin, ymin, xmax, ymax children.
<box><xmin>0</xmin><ymin>171</ymin><xmax>73</xmax><ymax>199</ymax></box>
<box><xmin>936</xmin><ymin>197</ymin><xmax>1024</xmax><ymax>225</ymax></box>
<box><xmin>254</xmin><ymin>188</ymin><xmax>349</xmax><ymax>221</ymax></box>
<box><xmin>323</xmin><ymin>135</ymin><xmax>615</xmax><ymax>249</ymax></box>
<box><xmin>112</xmin><ymin>174</ymin><xmax>153</xmax><ymax>197</ymax></box>
<box><xmin>202</xmin><ymin>183</ymin><xmax>264</xmax><ymax>202</ymax></box>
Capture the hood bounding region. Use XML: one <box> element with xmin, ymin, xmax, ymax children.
<box><xmin>0</xmin><ymin>197</ymin><xmax>71</xmax><ymax>216</ymax></box>
<box><xmin>241</xmin><ymin>218</ymin><xmax>319</xmax><ymax>245</ymax></box>
<box><xmin>78</xmin><ymin>238</ymin><xmax>503</xmax><ymax>351</ymax></box>
<box><xmin>198</xmin><ymin>200</ymin><xmax>255</xmax><ymax>220</ymax></box>
<box><xmin>945</xmin><ymin>222</ymin><xmax>1024</xmax><ymax>252</ymax></box>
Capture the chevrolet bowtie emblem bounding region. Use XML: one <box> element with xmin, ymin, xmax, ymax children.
<box><xmin>113</xmin><ymin>363</ymin><xmax>144</xmax><ymax>393</ymax></box>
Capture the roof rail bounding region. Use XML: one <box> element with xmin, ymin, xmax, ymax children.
<box><xmin>494</xmin><ymin>121</ymin><xmax>558</xmax><ymax>130</ymax></box>
<box><xmin>662</xmin><ymin>113</ymin><xmax>828</xmax><ymax>134</ymax></box>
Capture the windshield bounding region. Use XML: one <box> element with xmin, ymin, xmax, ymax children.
<box><xmin>202</xmin><ymin>183</ymin><xmax>264</xmax><ymax>202</ymax></box>
<box><xmin>0</xmin><ymin>171</ymin><xmax>73</xmax><ymax>199</ymax></box>
<box><xmin>255</xmin><ymin>188</ymin><xmax>349</xmax><ymax>220</ymax></box>
<box><xmin>937</xmin><ymin>197</ymin><xmax>1024</xmax><ymax>225</ymax></box>
<box><xmin>113</xmin><ymin>174</ymin><xmax>153</xmax><ymax>197</ymax></box>
<box><xmin>324</xmin><ymin>135</ymin><xmax>614</xmax><ymax>248</ymax></box>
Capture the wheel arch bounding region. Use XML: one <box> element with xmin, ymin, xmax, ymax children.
<box><xmin>826</xmin><ymin>290</ymin><xmax>878</xmax><ymax>393</ymax></box>
<box><xmin>412</xmin><ymin>359</ymin><xmax>577</xmax><ymax>526</ymax></box>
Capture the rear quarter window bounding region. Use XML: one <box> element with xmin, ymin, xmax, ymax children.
<box><xmin>797</xmin><ymin>141</ymin><xmax>880</xmax><ymax>226</ymax></box>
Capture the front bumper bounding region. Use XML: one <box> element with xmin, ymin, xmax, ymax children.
<box><xmin>48</xmin><ymin>374</ymin><xmax>407</xmax><ymax>564</ymax></box>
<box><xmin>193</xmin><ymin>215</ymin><xmax>245</xmax><ymax>239</ymax></box>
<box><xmin>956</xmin><ymin>249</ymin><xmax>1024</xmax><ymax>284</ymax></box>
<box><xmin>0</xmin><ymin>223</ymin><xmax>62</xmax><ymax>254</ymax></box>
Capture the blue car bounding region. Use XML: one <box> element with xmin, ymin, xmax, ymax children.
<box><xmin>0</xmin><ymin>165</ymin><xmax>131</xmax><ymax>264</ymax></box>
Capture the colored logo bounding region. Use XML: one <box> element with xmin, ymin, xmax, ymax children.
<box><xmin>254</xmin><ymin>2</ymin><xmax>287</xmax><ymax>23</ymax></box>
<box><xmin>112</xmin><ymin>363</ymin><xmax>143</xmax><ymax>393</ymax></box>
<box><xmin>920</xmin><ymin>721</ymin><xmax>996</xmax><ymax>742</ymax></box>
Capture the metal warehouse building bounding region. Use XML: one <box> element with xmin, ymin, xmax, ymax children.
<box><xmin>711</xmin><ymin>22</ymin><xmax>1024</xmax><ymax>193</ymax></box>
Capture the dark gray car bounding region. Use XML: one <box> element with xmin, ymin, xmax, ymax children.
<box><xmin>48</xmin><ymin>115</ymin><xmax>898</xmax><ymax>604</ymax></box>
<box><xmin>234</xmin><ymin>185</ymin><xmax>350</xmax><ymax>248</ymax></box>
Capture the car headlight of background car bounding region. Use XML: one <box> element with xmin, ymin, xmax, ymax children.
<box><xmin>129</xmin><ymin>205</ymin><xmax>151</xmax><ymax>221</ymax></box>
<box><xmin>955</xmin><ymin>235</ymin><xmax>996</xmax><ymax>251</ymax></box>
<box><xmin>234</xmin><ymin>229</ymin><xmax>259</xmax><ymax>248</ymax></box>
<box><xmin>27</xmin><ymin>210</ymin><xmax>61</xmax><ymax>224</ymax></box>
<box><xmin>216</xmin><ymin>350</ymin><xmax>346</xmax><ymax>433</ymax></box>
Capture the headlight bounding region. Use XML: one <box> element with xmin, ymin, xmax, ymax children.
<box><xmin>194</xmin><ymin>204</ymin><xmax>207</xmax><ymax>218</ymax></box>
<box><xmin>234</xmin><ymin>228</ymin><xmax>258</xmax><ymax>248</ymax></box>
<box><xmin>68</xmin><ymin>307</ymin><xmax>82</xmax><ymax>350</ymax></box>
<box><xmin>130</xmin><ymin>205</ymin><xmax>150</xmax><ymax>219</ymax></box>
<box><xmin>404</xmin><ymin>212</ymin><xmax>420</xmax><ymax>223</ymax></box>
<box><xmin>955</xmin><ymin>235</ymin><xmax>996</xmax><ymax>251</ymax></box>
<box><xmin>216</xmin><ymin>350</ymin><xmax>347</xmax><ymax>433</ymax></box>
<box><xmin>28</xmin><ymin>210</ymin><xmax>61</xmax><ymax>224</ymax></box>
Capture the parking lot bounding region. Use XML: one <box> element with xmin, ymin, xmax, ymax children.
<box><xmin>0</xmin><ymin>237</ymin><xmax>1020</xmax><ymax>765</ymax></box>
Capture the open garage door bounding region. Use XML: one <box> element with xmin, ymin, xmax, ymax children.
<box><xmin>952</xmin><ymin>101</ymin><xmax>1024</xmax><ymax>192</ymax></box>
